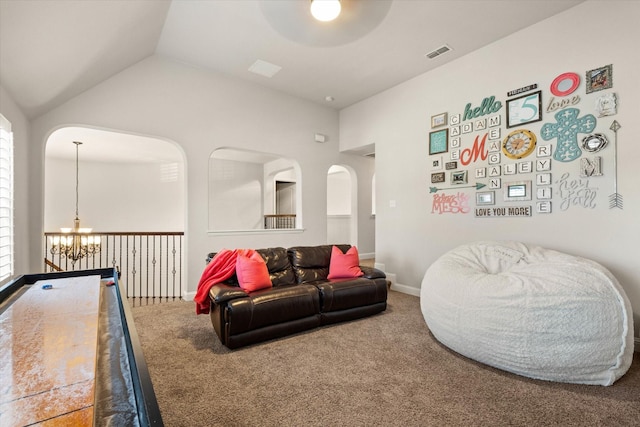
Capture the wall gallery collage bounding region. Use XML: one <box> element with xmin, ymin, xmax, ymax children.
<box><xmin>428</xmin><ymin>64</ymin><xmax>618</xmax><ymax>217</ymax></box>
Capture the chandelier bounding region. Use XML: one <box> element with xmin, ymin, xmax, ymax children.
<box><xmin>50</xmin><ymin>141</ymin><xmax>101</xmax><ymax>263</ymax></box>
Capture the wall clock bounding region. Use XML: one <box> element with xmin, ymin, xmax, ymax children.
<box><xmin>502</xmin><ymin>129</ymin><xmax>537</xmax><ymax>159</ymax></box>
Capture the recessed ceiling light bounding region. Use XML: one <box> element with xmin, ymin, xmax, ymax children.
<box><xmin>248</xmin><ymin>59</ymin><xmax>282</xmax><ymax>78</ymax></box>
<box><xmin>325</xmin><ymin>96</ymin><xmax>335</xmax><ymax>102</ymax></box>
<box><xmin>310</xmin><ymin>0</ymin><xmax>341</xmax><ymax>22</ymax></box>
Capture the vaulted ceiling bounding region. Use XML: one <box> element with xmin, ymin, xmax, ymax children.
<box><xmin>1</xmin><ymin>0</ymin><xmax>584</xmax><ymax>121</ymax></box>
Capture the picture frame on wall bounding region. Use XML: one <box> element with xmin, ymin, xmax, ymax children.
<box><xmin>431</xmin><ymin>112</ymin><xmax>448</xmax><ymax>128</ymax></box>
<box><xmin>506</xmin><ymin>90</ymin><xmax>542</xmax><ymax>128</ymax></box>
<box><xmin>431</xmin><ymin>156</ymin><xmax>443</xmax><ymax>170</ymax></box>
<box><xmin>504</xmin><ymin>180</ymin><xmax>532</xmax><ymax>201</ymax></box>
<box><xmin>586</xmin><ymin>64</ymin><xmax>613</xmax><ymax>93</ymax></box>
<box><xmin>431</xmin><ymin>172</ymin><xmax>445</xmax><ymax>183</ymax></box>
<box><xmin>476</xmin><ymin>191</ymin><xmax>495</xmax><ymax>206</ymax></box>
<box><xmin>451</xmin><ymin>170</ymin><xmax>468</xmax><ymax>185</ymax></box>
<box><xmin>429</xmin><ymin>128</ymin><xmax>449</xmax><ymax>155</ymax></box>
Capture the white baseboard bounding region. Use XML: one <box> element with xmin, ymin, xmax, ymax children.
<box><xmin>183</xmin><ymin>290</ymin><xmax>195</xmax><ymax>301</ymax></box>
<box><xmin>390</xmin><ymin>283</ymin><xmax>420</xmax><ymax>297</ymax></box>
<box><xmin>359</xmin><ymin>252</ymin><xmax>375</xmax><ymax>260</ymax></box>
<box><xmin>385</xmin><ymin>272</ymin><xmax>396</xmax><ymax>284</ymax></box>
<box><xmin>378</xmin><ymin>271</ymin><xmax>420</xmax><ymax>297</ymax></box>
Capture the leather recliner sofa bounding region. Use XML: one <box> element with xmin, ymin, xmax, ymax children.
<box><xmin>206</xmin><ymin>245</ymin><xmax>388</xmax><ymax>349</ymax></box>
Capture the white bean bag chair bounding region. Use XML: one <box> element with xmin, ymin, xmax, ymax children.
<box><xmin>420</xmin><ymin>241</ymin><xmax>634</xmax><ymax>386</ymax></box>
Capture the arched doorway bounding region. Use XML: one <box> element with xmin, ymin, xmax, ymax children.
<box><xmin>327</xmin><ymin>164</ymin><xmax>357</xmax><ymax>246</ymax></box>
<box><xmin>44</xmin><ymin>126</ymin><xmax>186</xmax><ymax>300</ymax></box>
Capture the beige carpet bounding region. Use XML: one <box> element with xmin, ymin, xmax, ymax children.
<box><xmin>132</xmin><ymin>291</ymin><xmax>640</xmax><ymax>426</ymax></box>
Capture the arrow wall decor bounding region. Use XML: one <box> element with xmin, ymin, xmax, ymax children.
<box><xmin>608</xmin><ymin>120</ymin><xmax>623</xmax><ymax>209</ymax></box>
<box><xmin>430</xmin><ymin>182</ymin><xmax>486</xmax><ymax>193</ymax></box>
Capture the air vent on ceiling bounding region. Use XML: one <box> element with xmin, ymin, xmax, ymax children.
<box><xmin>248</xmin><ymin>59</ymin><xmax>282</xmax><ymax>78</ymax></box>
<box><xmin>425</xmin><ymin>44</ymin><xmax>452</xmax><ymax>60</ymax></box>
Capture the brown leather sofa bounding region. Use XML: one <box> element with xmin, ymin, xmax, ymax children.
<box><xmin>206</xmin><ymin>245</ymin><xmax>388</xmax><ymax>349</ymax></box>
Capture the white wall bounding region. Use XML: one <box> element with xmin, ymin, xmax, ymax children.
<box><xmin>26</xmin><ymin>55</ymin><xmax>375</xmax><ymax>297</ymax></box>
<box><xmin>340</xmin><ymin>1</ymin><xmax>640</xmax><ymax>336</ymax></box>
<box><xmin>208</xmin><ymin>157</ymin><xmax>264</xmax><ymax>230</ymax></box>
<box><xmin>327</xmin><ymin>168</ymin><xmax>351</xmax><ymax>215</ymax></box>
<box><xmin>327</xmin><ymin>166</ymin><xmax>352</xmax><ymax>245</ymax></box>
<box><xmin>45</xmin><ymin>157</ymin><xmax>184</xmax><ymax>231</ymax></box>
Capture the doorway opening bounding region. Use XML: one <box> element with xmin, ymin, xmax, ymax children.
<box><xmin>327</xmin><ymin>164</ymin><xmax>357</xmax><ymax>245</ymax></box>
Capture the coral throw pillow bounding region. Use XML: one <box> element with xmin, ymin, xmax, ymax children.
<box><xmin>328</xmin><ymin>246</ymin><xmax>364</xmax><ymax>279</ymax></box>
<box><xmin>236</xmin><ymin>252</ymin><xmax>272</xmax><ymax>292</ymax></box>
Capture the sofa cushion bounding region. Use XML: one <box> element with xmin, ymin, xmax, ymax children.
<box><xmin>328</xmin><ymin>245</ymin><xmax>364</xmax><ymax>279</ymax></box>
<box><xmin>236</xmin><ymin>252</ymin><xmax>272</xmax><ymax>292</ymax></box>
<box><xmin>226</xmin><ymin>284</ymin><xmax>320</xmax><ymax>335</ymax></box>
<box><xmin>256</xmin><ymin>247</ymin><xmax>296</xmax><ymax>286</ymax></box>
<box><xmin>315</xmin><ymin>277</ymin><xmax>387</xmax><ymax>313</ymax></box>
<box><xmin>288</xmin><ymin>244</ymin><xmax>351</xmax><ymax>284</ymax></box>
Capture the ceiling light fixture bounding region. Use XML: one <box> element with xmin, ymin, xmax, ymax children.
<box><xmin>310</xmin><ymin>0</ymin><xmax>341</xmax><ymax>22</ymax></box>
<box><xmin>261</xmin><ymin>0</ymin><xmax>391</xmax><ymax>47</ymax></box>
<box><xmin>50</xmin><ymin>141</ymin><xmax>101</xmax><ymax>263</ymax></box>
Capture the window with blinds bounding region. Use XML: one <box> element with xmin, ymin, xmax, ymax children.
<box><xmin>0</xmin><ymin>115</ymin><xmax>13</xmax><ymax>282</ymax></box>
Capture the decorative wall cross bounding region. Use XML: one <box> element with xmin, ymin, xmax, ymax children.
<box><xmin>541</xmin><ymin>108</ymin><xmax>597</xmax><ymax>162</ymax></box>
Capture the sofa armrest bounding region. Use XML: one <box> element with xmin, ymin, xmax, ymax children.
<box><xmin>360</xmin><ymin>266</ymin><xmax>386</xmax><ymax>280</ymax></box>
<box><xmin>209</xmin><ymin>283</ymin><xmax>248</xmax><ymax>304</ymax></box>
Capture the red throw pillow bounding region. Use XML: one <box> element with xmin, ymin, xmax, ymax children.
<box><xmin>328</xmin><ymin>246</ymin><xmax>364</xmax><ymax>279</ymax></box>
<box><xmin>236</xmin><ymin>252</ymin><xmax>272</xmax><ymax>292</ymax></box>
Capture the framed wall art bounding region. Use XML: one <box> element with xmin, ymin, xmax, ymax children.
<box><xmin>431</xmin><ymin>156</ymin><xmax>443</xmax><ymax>170</ymax></box>
<box><xmin>506</xmin><ymin>91</ymin><xmax>542</xmax><ymax>128</ymax></box>
<box><xmin>451</xmin><ymin>170</ymin><xmax>468</xmax><ymax>185</ymax></box>
<box><xmin>504</xmin><ymin>180</ymin><xmax>532</xmax><ymax>201</ymax></box>
<box><xmin>595</xmin><ymin>93</ymin><xmax>617</xmax><ymax>117</ymax></box>
<box><xmin>476</xmin><ymin>191</ymin><xmax>495</xmax><ymax>206</ymax></box>
<box><xmin>581</xmin><ymin>133</ymin><xmax>608</xmax><ymax>152</ymax></box>
<box><xmin>431</xmin><ymin>112</ymin><xmax>448</xmax><ymax>128</ymax></box>
<box><xmin>429</xmin><ymin>128</ymin><xmax>448</xmax><ymax>155</ymax></box>
<box><xmin>445</xmin><ymin>161</ymin><xmax>457</xmax><ymax>170</ymax></box>
<box><xmin>431</xmin><ymin>172</ymin><xmax>445</xmax><ymax>183</ymax></box>
<box><xmin>586</xmin><ymin>64</ymin><xmax>612</xmax><ymax>93</ymax></box>
<box><xmin>550</xmin><ymin>72</ymin><xmax>580</xmax><ymax>97</ymax></box>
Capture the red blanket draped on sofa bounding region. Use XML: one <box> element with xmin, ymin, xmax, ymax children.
<box><xmin>194</xmin><ymin>249</ymin><xmax>256</xmax><ymax>314</ymax></box>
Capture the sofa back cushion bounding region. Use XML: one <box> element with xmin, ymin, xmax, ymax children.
<box><xmin>257</xmin><ymin>247</ymin><xmax>296</xmax><ymax>287</ymax></box>
<box><xmin>288</xmin><ymin>244</ymin><xmax>351</xmax><ymax>284</ymax></box>
<box><xmin>207</xmin><ymin>248</ymin><xmax>294</xmax><ymax>287</ymax></box>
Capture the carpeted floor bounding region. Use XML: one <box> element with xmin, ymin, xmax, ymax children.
<box><xmin>132</xmin><ymin>291</ymin><xmax>640</xmax><ymax>427</ymax></box>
